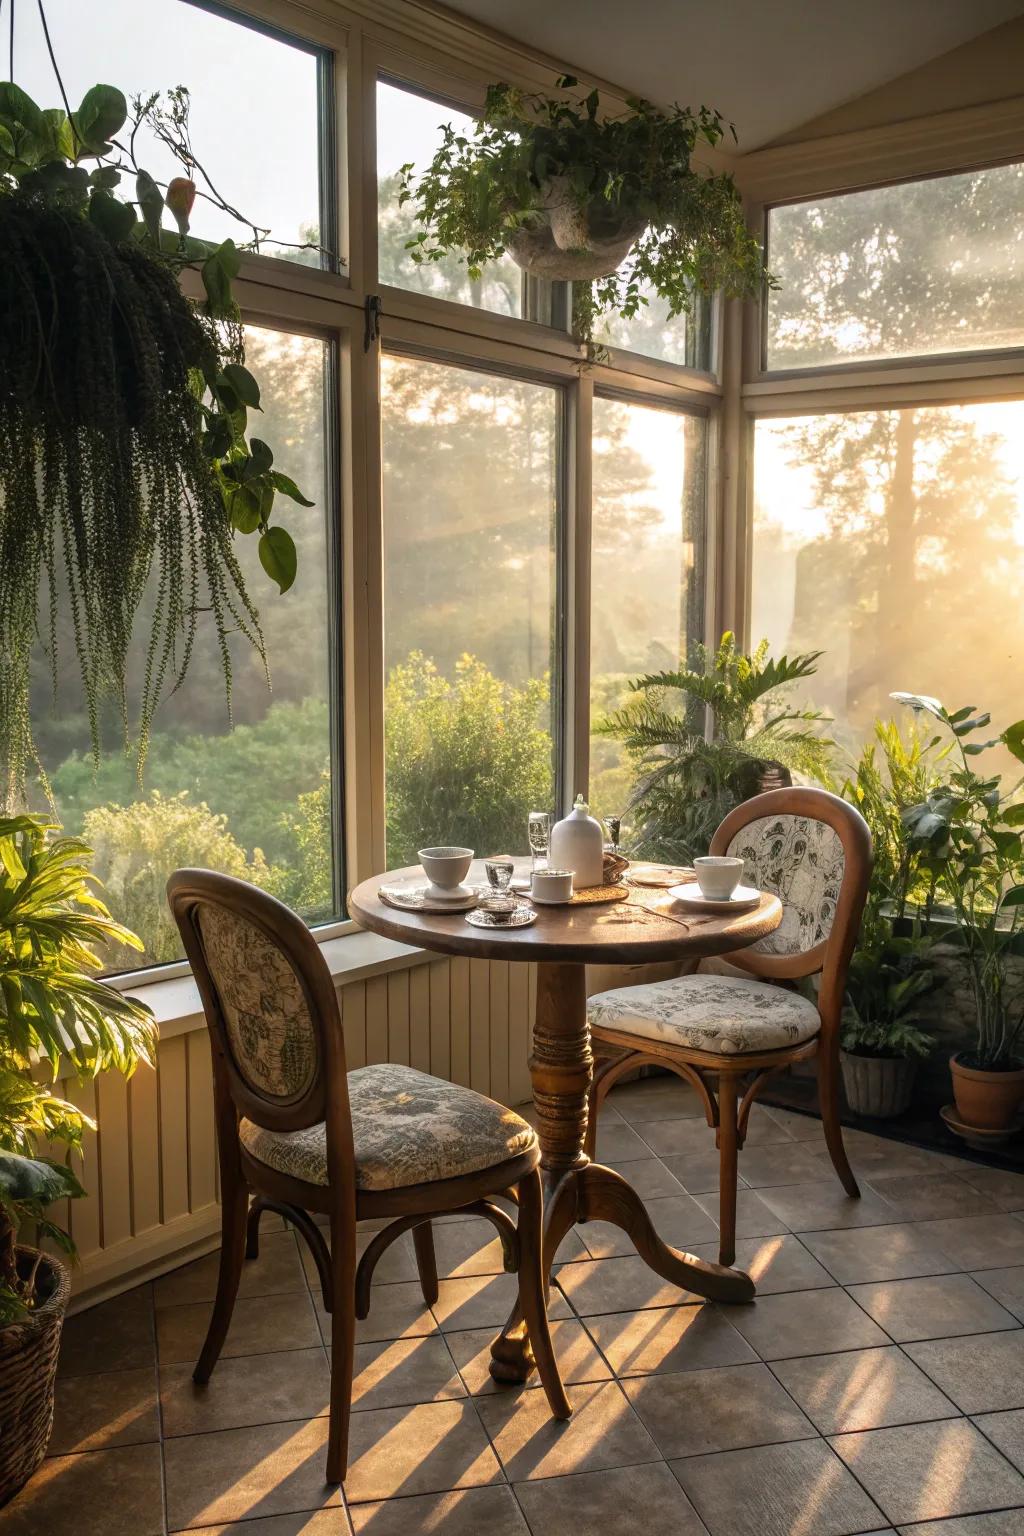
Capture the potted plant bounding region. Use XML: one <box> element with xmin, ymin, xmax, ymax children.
<box><xmin>398</xmin><ymin>77</ymin><xmax>770</xmax><ymax>345</ymax></box>
<box><xmin>0</xmin><ymin>80</ymin><xmax>314</xmax><ymax>803</ymax></box>
<box><xmin>897</xmin><ymin>693</ymin><xmax>1024</xmax><ymax>1134</ymax></box>
<box><xmin>840</xmin><ymin>720</ymin><xmax>943</xmax><ymax>1116</ymax></box>
<box><xmin>596</xmin><ymin>633</ymin><xmax>834</xmax><ymax>864</ymax></box>
<box><xmin>0</xmin><ymin>814</ymin><xmax>155</xmax><ymax>1505</ymax></box>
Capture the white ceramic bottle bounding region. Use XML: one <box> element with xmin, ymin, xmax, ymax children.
<box><xmin>549</xmin><ymin>795</ymin><xmax>605</xmax><ymax>889</ymax></box>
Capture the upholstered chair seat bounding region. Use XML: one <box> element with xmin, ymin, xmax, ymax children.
<box><xmin>239</xmin><ymin>1063</ymin><xmax>537</xmax><ymax>1190</ymax></box>
<box><xmin>588</xmin><ymin>973</ymin><xmax>820</xmax><ymax>1056</ymax></box>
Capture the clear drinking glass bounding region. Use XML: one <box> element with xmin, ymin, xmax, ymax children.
<box><xmin>482</xmin><ymin>857</ymin><xmax>517</xmax><ymax>915</ymax></box>
<box><xmin>528</xmin><ymin>811</ymin><xmax>552</xmax><ymax>871</ymax></box>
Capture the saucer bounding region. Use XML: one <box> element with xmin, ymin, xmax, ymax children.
<box><xmin>379</xmin><ymin>883</ymin><xmax>477</xmax><ymax>914</ymax></box>
<box><xmin>465</xmin><ymin>905</ymin><xmax>536</xmax><ymax>928</ymax></box>
<box><xmin>425</xmin><ymin>883</ymin><xmax>476</xmax><ymax>904</ymax></box>
<box><xmin>668</xmin><ymin>883</ymin><xmax>761</xmax><ymax>913</ymax></box>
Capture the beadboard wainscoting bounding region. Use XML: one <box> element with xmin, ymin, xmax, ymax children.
<box><xmin>54</xmin><ymin>954</ymin><xmax>537</xmax><ymax>1309</ymax></box>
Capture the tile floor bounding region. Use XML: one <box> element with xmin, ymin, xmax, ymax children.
<box><xmin>6</xmin><ymin>1079</ymin><xmax>1024</xmax><ymax>1536</ymax></box>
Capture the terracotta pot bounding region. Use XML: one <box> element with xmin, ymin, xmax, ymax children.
<box><xmin>950</xmin><ymin>1052</ymin><xmax>1024</xmax><ymax>1130</ymax></box>
<box><xmin>841</xmin><ymin>1050</ymin><xmax>917</xmax><ymax>1119</ymax></box>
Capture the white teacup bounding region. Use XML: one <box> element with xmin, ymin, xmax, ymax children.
<box><xmin>418</xmin><ymin>846</ymin><xmax>474</xmax><ymax>898</ymax></box>
<box><xmin>694</xmin><ymin>855</ymin><xmax>744</xmax><ymax>901</ymax></box>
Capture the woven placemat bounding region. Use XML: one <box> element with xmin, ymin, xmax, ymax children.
<box><xmin>565</xmin><ymin>882</ymin><xmax>631</xmax><ymax>905</ymax></box>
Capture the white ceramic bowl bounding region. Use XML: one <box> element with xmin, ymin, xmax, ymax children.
<box><xmin>418</xmin><ymin>846</ymin><xmax>474</xmax><ymax>891</ymax></box>
<box><xmin>531</xmin><ymin>868</ymin><xmax>574</xmax><ymax>904</ymax></box>
<box><xmin>693</xmin><ymin>855</ymin><xmax>744</xmax><ymax>901</ymax></box>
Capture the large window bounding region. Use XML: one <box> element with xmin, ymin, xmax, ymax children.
<box><xmin>589</xmin><ymin>398</ymin><xmax>707</xmax><ymax>818</ymax></box>
<box><xmin>380</xmin><ymin>354</ymin><xmax>560</xmax><ymax>866</ymax></box>
<box><xmin>377</xmin><ymin>80</ymin><xmax>524</xmax><ymax>315</ymax></box>
<box><xmin>766</xmin><ymin>161</ymin><xmax>1024</xmax><ymax>370</ymax></box>
<box><xmin>752</xmin><ymin>401</ymin><xmax>1024</xmax><ymax>763</ymax></box>
<box><xmin>14</xmin><ymin>0</ymin><xmax>326</xmax><ymax>264</ymax></box>
<box><xmin>36</xmin><ymin>326</ymin><xmax>339</xmax><ymax>970</ymax></box>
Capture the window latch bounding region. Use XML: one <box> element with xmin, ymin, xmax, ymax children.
<box><xmin>364</xmin><ymin>294</ymin><xmax>383</xmax><ymax>352</ymax></box>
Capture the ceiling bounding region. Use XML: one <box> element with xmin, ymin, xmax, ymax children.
<box><xmin>440</xmin><ymin>0</ymin><xmax>1024</xmax><ymax>149</ymax></box>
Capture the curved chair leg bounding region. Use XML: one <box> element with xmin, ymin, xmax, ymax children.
<box><xmin>516</xmin><ymin>1167</ymin><xmax>571</xmax><ymax>1420</ymax></box>
<box><xmin>325</xmin><ymin>1208</ymin><xmax>357</xmax><ymax>1485</ymax></box>
<box><xmin>413</xmin><ymin>1220</ymin><xmax>439</xmax><ymax>1306</ymax></box>
<box><xmin>194</xmin><ymin>1173</ymin><xmax>248</xmax><ymax>1384</ymax></box>
<box><xmin>818</xmin><ymin>1045</ymin><xmax>859</xmax><ymax>1198</ymax></box>
<box><xmin>716</xmin><ymin>1072</ymin><xmax>740</xmax><ymax>1269</ymax></box>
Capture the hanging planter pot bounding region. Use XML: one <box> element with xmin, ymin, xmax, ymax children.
<box><xmin>0</xmin><ymin>80</ymin><xmax>314</xmax><ymax>803</ymax></box>
<box><xmin>400</xmin><ymin>77</ymin><xmax>771</xmax><ymax>345</ymax></box>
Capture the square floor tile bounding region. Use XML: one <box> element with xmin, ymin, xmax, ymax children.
<box><xmin>958</xmin><ymin>1167</ymin><xmax>1024</xmax><ymax>1212</ymax></box>
<box><xmin>771</xmin><ymin>1346</ymin><xmax>957</xmax><ymax>1434</ymax></box>
<box><xmin>761</xmin><ymin>1108</ymin><xmax>827</xmax><ymax>1143</ymax></box>
<box><xmin>596</xmin><ymin>1120</ymin><xmax>654</xmax><ymax>1162</ymax></box>
<box><xmin>432</xmin><ymin>1216</ymin><xmax>587</xmax><ymax>1278</ymax></box>
<box><xmin>48</xmin><ymin>1366</ymin><xmax>159</xmax><ymax>1454</ymax></box>
<box><xmin>670</xmin><ymin>1437</ymin><xmax>884</xmax><ymax>1536</ymax></box>
<box><xmin>847</xmin><ymin>1274</ymin><xmax>1020</xmax><ymax>1342</ymax></box>
<box><xmin>161</xmin><ymin>1347</ymin><xmax>331</xmax><ymax>1437</ymax></box>
<box><xmin>660</xmin><ymin>1153</ymin><xmax>746</xmax><ymax>1195</ymax></box>
<box><xmin>866</xmin><ymin>1175</ymin><xmax>998</xmax><ymax>1223</ymax></box>
<box><xmin>823</xmin><ymin>1138</ymin><xmax>960</xmax><ymax>1182</ymax></box>
<box><xmin>639</xmin><ymin>1108</ymin><xmax>790</xmax><ymax>1160</ymax></box>
<box><xmin>0</xmin><ymin>1443</ymin><xmax>164</xmax><ymax>1536</ymax></box>
<box><xmin>445</xmin><ymin>1319</ymin><xmax>611</xmax><ymax>1395</ymax></box>
<box><xmin>607</xmin><ymin>1158</ymin><xmax>689</xmax><ymax>1199</ymax></box>
<box><xmin>58</xmin><ymin>1287</ymin><xmax>155</xmax><ymax>1378</ymax></box>
<box><xmin>973</xmin><ymin>1408</ymin><xmax>1024</xmax><ymax>1474</ymax></box>
<box><xmin>349</xmin><ymin>1486</ymin><xmax>529</xmax><ymax>1536</ymax></box>
<box><xmin>475</xmin><ymin>1379</ymin><xmax>659</xmax><ymax>1481</ymax></box>
<box><xmin>916</xmin><ymin>1215</ymin><xmax>1024</xmax><ymax>1272</ymax></box>
<box><xmin>735</xmin><ymin>1143</ymin><xmax>835</xmax><ymax>1189</ymax></box>
<box><xmin>585</xmin><ymin>1304</ymin><xmax>757</xmax><ymax>1377</ymax></box>
<box><xmin>556</xmin><ymin>1255</ymin><xmax>702</xmax><ymax>1316</ymax></box>
<box><xmin>757</xmin><ymin>1184</ymin><xmax>898</xmax><ymax>1233</ymax></box>
<box><xmin>893</xmin><ymin>1514</ymin><xmax>1024</xmax><ymax>1535</ymax></box>
<box><xmin>692</xmin><ymin>1190</ymin><xmax>791</xmax><ymax>1240</ymax></box>
<box><xmin>829</xmin><ymin>1419</ymin><xmax>1024</xmax><ymax>1525</ymax></box>
<box><xmin>317</xmin><ymin>1282</ymin><xmax>436</xmax><ymax>1345</ymax></box>
<box><xmin>154</xmin><ymin>1232</ymin><xmax>306</xmax><ymax>1308</ymax></box>
<box><xmin>157</xmin><ymin>1291</ymin><xmax>321</xmax><ymax>1365</ymax></box>
<box><xmin>973</xmin><ymin>1265</ymin><xmax>1024</xmax><ymax>1322</ymax></box>
<box><xmin>730</xmin><ymin>1286</ymin><xmax>890</xmax><ymax>1360</ymax></box>
<box><xmin>580</xmin><ymin>1195</ymin><xmax>719</xmax><ymax>1258</ymax></box>
<box><xmin>344</xmin><ymin>1400</ymin><xmax>502</xmax><ymax>1503</ymax></box>
<box><xmin>349</xmin><ymin>1335</ymin><xmax>464</xmax><ymax>1411</ymax></box>
<box><xmin>332</xmin><ymin>1229</ymin><xmax>419</xmax><ymax>1287</ymax></box>
<box><xmin>164</xmin><ymin>1418</ymin><xmax>341</xmax><ymax>1529</ymax></box>
<box><xmin>184</xmin><ymin>1515</ymin><xmax>349</xmax><ymax>1535</ymax></box>
<box><xmin>687</xmin><ymin>1235</ymin><xmax>835</xmax><ymax>1295</ymax></box>
<box><xmin>906</xmin><ymin>1331</ymin><xmax>1024</xmax><ymax>1414</ymax></box>
<box><xmin>432</xmin><ymin>1272</ymin><xmax>571</xmax><ymax>1332</ymax></box>
<box><xmin>513</xmin><ymin>1461</ymin><xmax>710</xmax><ymax>1536</ymax></box>
<box><xmin>625</xmin><ymin>1361</ymin><xmax>815</xmax><ymax>1457</ymax></box>
<box><xmin>800</xmin><ymin>1224</ymin><xmax>959</xmax><ymax>1285</ymax></box>
<box><xmin>609</xmin><ymin>1079</ymin><xmax>705</xmax><ymax>1122</ymax></box>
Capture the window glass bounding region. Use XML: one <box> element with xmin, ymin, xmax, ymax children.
<box><xmin>377</xmin><ymin>79</ymin><xmax>524</xmax><ymax>316</ymax></box>
<box><xmin>766</xmin><ymin>162</ymin><xmax>1024</xmax><ymax>369</ymax></box>
<box><xmin>35</xmin><ymin>327</ymin><xmax>337</xmax><ymax>970</ymax></box>
<box><xmin>381</xmin><ymin>354</ymin><xmax>559</xmax><ymax>865</ymax></box>
<box><xmin>589</xmin><ymin>398</ymin><xmax>707</xmax><ymax>819</ymax></box>
<box><xmin>752</xmin><ymin>402</ymin><xmax>1024</xmax><ymax>770</ymax></box>
<box><xmin>592</xmin><ymin>278</ymin><xmax>712</xmax><ymax>370</ymax></box>
<box><xmin>13</xmin><ymin>0</ymin><xmax>324</xmax><ymax>264</ymax></box>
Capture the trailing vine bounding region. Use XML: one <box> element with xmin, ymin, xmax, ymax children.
<box><xmin>0</xmin><ymin>80</ymin><xmax>314</xmax><ymax>804</ymax></box>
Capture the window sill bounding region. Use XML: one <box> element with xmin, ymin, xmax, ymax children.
<box><xmin>134</xmin><ymin>928</ymin><xmax>427</xmax><ymax>1043</ymax></box>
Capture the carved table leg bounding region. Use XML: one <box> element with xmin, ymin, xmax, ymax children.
<box><xmin>488</xmin><ymin>961</ymin><xmax>754</xmax><ymax>1384</ymax></box>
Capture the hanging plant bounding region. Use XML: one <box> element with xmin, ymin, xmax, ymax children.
<box><xmin>0</xmin><ymin>79</ymin><xmax>315</xmax><ymax>805</ymax></box>
<box><xmin>399</xmin><ymin>76</ymin><xmax>772</xmax><ymax>345</ymax></box>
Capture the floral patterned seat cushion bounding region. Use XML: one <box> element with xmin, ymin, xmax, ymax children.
<box><xmin>238</xmin><ymin>1062</ymin><xmax>537</xmax><ymax>1190</ymax></box>
<box><xmin>588</xmin><ymin>973</ymin><xmax>820</xmax><ymax>1056</ymax></box>
<box><xmin>725</xmin><ymin>814</ymin><xmax>844</xmax><ymax>958</ymax></box>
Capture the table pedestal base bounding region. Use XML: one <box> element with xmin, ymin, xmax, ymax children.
<box><xmin>489</xmin><ymin>959</ymin><xmax>754</xmax><ymax>1385</ymax></box>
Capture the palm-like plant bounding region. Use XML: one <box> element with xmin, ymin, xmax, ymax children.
<box><xmin>0</xmin><ymin>814</ymin><xmax>155</xmax><ymax>1316</ymax></box>
<box><xmin>597</xmin><ymin>633</ymin><xmax>834</xmax><ymax>863</ymax></box>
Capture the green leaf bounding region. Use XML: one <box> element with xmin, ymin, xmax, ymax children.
<box><xmin>259</xmin><ymin>527</ymin><xmax>297</xmax><ymax>593</ymax></box>
<box><xmin>221</xmin><ymin>363</ymin><xmax>261</xmax><ymax>410</ymax></box>
<box><xmin>227</xmin><ymin>483</ymin><xmax>262</xmax><ymax>534</ymax></box>
<box><xmin>88</xmin><ymin>190</ymin><xmax>137</xmax><ymax>242</ymax></box>
<box><xmin>89</xmin><ymin>164</ymin><xmax>121</xmax><ymax>190</ymax></box>
<box><xmin>135</xmin><ymin>169</ymin><xmax>164</xmax><ymax>243</ymax></box>
<box><xmin>201</xmin><ymin>239</ymin><xmax>241</xmax><ymax>318</ymax></box>
<box><xmin>0</xmin><ymin>1149</ymin><xmax>84</xmax><ymax>1206</ymax></box>
<box><xmin>270</xmin><ymin>471</ymin><xmax>315</xmax><ymax>507</ymax></box>
<box><xmin>72</xmin><ymin>85</ymin><xmax>127</xmax><ymax>152</ymax></box>
<box><xmin>947</xmin><ymin>705</ymin><xmax>977</xmax><ymax>724</ymax></box>
<box><xmin>1003</xmin><ymin>720</ymin><xmax>1024</xmax><ymax>765</ymax></box>
<box><xmin>1003</xmin><ymin>804</ymin><xmax>1024</xmax><ymax>827</ymax></box>
<box><xmin>952</xmin><ymin>713</ymin><xmax>991</xmax><ymax>736</ymax></box>
<box><xmin>249</xmin><ymin>438</ymin><xmax>274</xmax><ymax>472</ymax></box>
<box><xmin>0</xmin><ymin>83</ymin><xmax>45</xmax><ymax>136</ymax></box>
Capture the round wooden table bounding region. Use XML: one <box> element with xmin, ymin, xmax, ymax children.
<box><xmin>349</xmin><ymin>862</ymin><xmax>783</xmax><ymax>1384</ymax></box>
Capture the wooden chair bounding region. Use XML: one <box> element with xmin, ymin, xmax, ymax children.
<box><xmin>585</xmin><ymin>788</ymin><xmax>871</xmax><ymax>1267</ymax></box>
<box><xmin>167</xmin><ymin>869</ymin><xmax>569</xmax><ymax>1484</ymax></box>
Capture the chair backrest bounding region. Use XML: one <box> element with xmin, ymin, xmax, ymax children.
<box><xmin>167</xmin><ymin>870</ymin><xmax>351</xmax><ymax>1146</ymax></box>
<box><xmin>709</xmin><ymin>788</ymin><xmax>871</xmax><ymax>1004</ymax></box>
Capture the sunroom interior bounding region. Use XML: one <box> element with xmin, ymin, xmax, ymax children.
<box><xmin>4</xmin><ymin>0</ymin><xmax>1024</xmax><ymax>1533</ymax></box>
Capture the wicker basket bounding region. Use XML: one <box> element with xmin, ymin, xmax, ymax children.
<box><xmin>0</xmin><ymin>1249</ymin><xmax>70</xmax><ymax>1508</ymax></box>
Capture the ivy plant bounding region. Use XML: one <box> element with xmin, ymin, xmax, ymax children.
<box><xmin>0</xmin><ymin>81</ymin><xmax>314</xmax><ymax>801</ymax></box>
